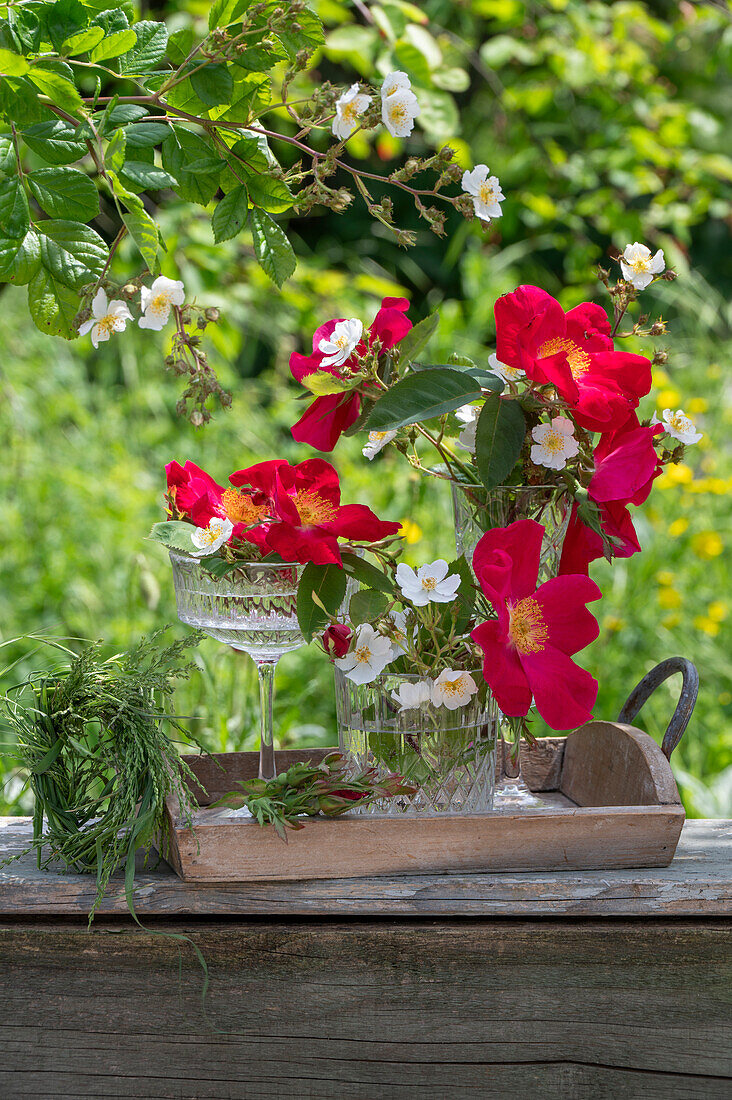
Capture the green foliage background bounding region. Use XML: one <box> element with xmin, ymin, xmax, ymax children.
<box><xmin>2</xmin><ymin>0</ymin><xmax>730</xmax><ymax>817</ymax></box>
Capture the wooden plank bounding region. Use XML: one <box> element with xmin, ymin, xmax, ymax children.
<box><xmin>561</xmin><ymin>722</ymin><xmax>682</xmax><ymax>807</ymax></box>
<box><xmin>0</xmin><ymin>818</ymin><xmax>729</xmax><ymax>917</ymax></box>
<box><xmin>167</xmin><ymin>805</ymin><xmax>685</xmax><ymax>882</ymax></box>
<box><xmin>0</xmin><ymin>921</ymin><xmax>730</xmax><ymax>1096</ymax></box>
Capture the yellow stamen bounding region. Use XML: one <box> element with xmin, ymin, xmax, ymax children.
<box><xmin>150</xmin><ymin>292</ymin><xmax>172</xmax><ymax>316</ymax></box>
<box><xmin>355</xmin><ymin>645</ymin><xmax>372</xmax><ymax>664</ymax></box>
<box><xmin>421</xmin><ymin>576</ymin><xmax>437</xmax><ymax>591</ymax></box>
<box><xmin>389</xmin><ymin>102</ymin><xmax>407</xmax><ymax>124</ymax></box>
<box><xmin>541</xmin><ymin>429</ymin><xmax>565</xmax><ymax>454</ymax></box>
<box><xmin>440</xmin><ymin>675</ymin><xmax>466</xmax><ymax>697</ymax></box>
<box><xmin>295</xmin><ymin>489</ymin><xmax>337</xmax><ymax>526</ymax></box>
<box><xmin>478</xmin><ymin>181</ymin><xmax>495</xmax><ymax>204</ymax></box>
<box><xmin>221</xmin><ymin>488</ymin><xmax>267</xmax><ymax>526</ymax></box>
<box><xmin>539</xmin><ymin>336</ymin><xmax>591</xmax><ymax>380</ymax></box>
<box><xmin>508</xmin><ymin>597</ymin><xmax>548</xmax><ymax>654</ymax></box>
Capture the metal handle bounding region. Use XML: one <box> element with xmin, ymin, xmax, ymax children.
<box><xmin>618</xmin><ymin>657</ymin><xmax>699</xmax><ymax>760</ymax></box>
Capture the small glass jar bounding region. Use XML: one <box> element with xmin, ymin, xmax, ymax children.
<box><xmin>335</xmin><ymin>668</ymin><xmax>497</xmax><ymax>815</ymax></box>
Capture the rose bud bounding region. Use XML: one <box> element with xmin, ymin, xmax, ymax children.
<box><xmin>322</xmin><ymin>623</ymin><xmax>353</xmax><ymax>658</ymax></box>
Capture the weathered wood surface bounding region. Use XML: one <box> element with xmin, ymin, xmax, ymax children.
<box><xmin>1</xmin><ymin>818</ymin><xmax>729</xmax><ymax>916</ymax></box>
<box><xmin>1</xmin><ymin>920</ymin><xmax>730</xmax><ymax>1098</ymax></box>
<box><xmin>163</xmin><ymin>724</ymin><xmax>686</xmax><ymax>882</ymax></box>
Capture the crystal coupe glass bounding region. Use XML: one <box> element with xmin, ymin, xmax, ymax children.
<box><xmin>169</xmin><ymin>550</ymin><xmax>304</xmax><ymax>780</ymax></box>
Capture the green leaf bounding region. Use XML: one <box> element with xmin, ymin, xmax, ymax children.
<box><xmin>249</xmin><ymin>208</ymin><xmax>295</xmax><ymax>287</ymax></box>
<box><xmin>0</xmin><ymin>229</ymin><xmax>41</xmax><ymax>285</ymax></box>
<box><xmin>28</xmin><ymin>266</ymin><xmax>80</xmax><ymax>339</ymax></box>
<box><xmin>444</xmin><ymin>556</ymin><xmax>475</xmax><ymax>634</ymax></box>
<box><xmin>397</xmin><ymin>311</ymin><xmax>439</xmax><ymax>362</ymax></box>
<box><xmin>120</xmin><ymin>161</ymin><xmax>176</xmax><ymax>190</ymax></box>
<box><xmin>89</xmin><ymin>28</ymin><xmax>137</xmax><ymax>63</ymax></box>
<box><xmin>208</xmin><ymin>0</ymin><xmax>249</xmax><ymax>31</ymax></box>
<box><xmin>0</xmin><ymin>179</ymin><xmax>30</xmax><ymax>239</ymax></box>
<box><xmin>0</xmin><ymin>136</ymin><xmax>14</xmax><ymax>174</ymax></box>
<box><xmin>0</xmin><ymin>48</ymin><xmax>29</xmax><ymax>76</ymax></box>
<box><xmin>296</xmin><ymin>562</ymin><xmax>347</xmax><ymax>641</ymax></box>
<box><xmin>416</xmin><ymin>88</ymin><xmax>460</xmax><ymax>142</ymax></box>
<box><xmin>191</xmin><ymin>62</ymin><xmax>234</xmax><ymax>107</ymax></box>
<box><xmin>91</xmin><ymin>7</ymin><xmax>131</xmax><ymax>37</ymax></box>
<box><xmin>349</xmin><ymin>588</ymin><xmax>390</xmax><ymax>627</ymax></box>
<box><xmin>119</xmin><ymin>21</ymin><xmax>168</xmax><ymax>74</ymax></box>
<box><xmin>243</xmin><ymin>171</ymin><xmax>294</xmax><ymax>213</ymax></box>
<box><xmin>167</xmin><ymin>27</ymin><xmax>195</xmax><ymax>67</ymax></box>
<box><xmin>37</xmin><ymin>220</ymin><xmax>107</xmax><ymax>291</ymax></box>
<box><xmin>229</xmin><ymin>133</ymin><xmax>272</xmax><ymax>173</ymax></box>
<box><xmin>474</xmin><ymin>394</ymin><xmax>526</xmax><ymax>492</ymax></box>
<box><xmin>12</xmin><ymin>9</ymin><xmax>42</xmax><ymax>53</ymax></box>
<box><xmin>27</xmin><ymin>167</ymin><xmax>99</xmax><ymax>221</ymax></box>
<box><xmin>326</xmin><ymin>25</ymin><xmax>377</xmax><ymax>56</ymax></box>
<box><xmin>27</xmin><ymin>69</ymin><xmax>83</xmax><ymax>114</ymax></box>
<box><xmin>212</xmin><ymin>184</ymin><xmax>249</xmax><ymax>243</ymax></box>
<box><xmin>233</xmin><ymin>43</ymin><xmax>288</xmax><ymax>72</ymax></box>
<box><xmin>276</xmin><ymin>9</ymin><xmax>325</xmax><ymax>58</ymax></box>
<box><xmin>366</xmin><ymin>368</ymin><xmax>482</xmax><ymax>431</ymax></box>
<box><xmin>162</xmin><ymin>128</ymin><xmax>221</xmax><ymax>205</ymax></box>
<box><xmin>341</xmin><ymin>551</ymin><xmax>394</xmax><ymax>597</ymax></box>
<box><xmin>61</xmin><ymin>27</ymin><xmax>105</xmax><ymax>56</ymax></box>
<box><xmin>22</xmin><ymin>119</ymin><xmax>87</xmax><ymax>165</ymax></box>
<box><xmin>123</xmin><ymin>122</ymin><xmax>171</xmax><ymax>149</ymax></box>
<box><xmin>123</xmin><ymin>209</ymin><xmax>161</xmax><ymax>275</ymax></box>
<box><xmin>106</xmin><ymin>129</ymin><xmax>126</xmax><ymax>173</ymax></box>
<box><xmin>96</xmin><ymin>104</ymin><xmax>147</xmax><ymax>132</ymax></box>
<box><xmin>147</xmin><ymin>521</ymin><xmax>197</xmax><ymax>552</ymax></box>
<box><xmin>43</xmin><ymin>0</ymin><xmax>87</xmax><ymax>51</ymax></box>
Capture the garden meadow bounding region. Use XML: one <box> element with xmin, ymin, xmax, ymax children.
<box><xmin>1</xmin><ymin>0</ymin><xmax>730</xmax><ymax>816</ymax></box>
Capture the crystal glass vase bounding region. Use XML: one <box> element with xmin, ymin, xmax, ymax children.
<box><xmin>169</xmin><ymin>551</ymin><xmax>304</xmax><ymax>781</ymax></box>
<box><xmin>452</xmin><ymin>484</ymin><xmax>568</xmax><ymax>811</ymax></box>
<box><xmin>452</xmin><ymin>482</ymin><xmax>571</xmax><ymax>585</ymax></box>
<box><xmin>335</xmin><ymin>669</ymin><xmax>497</xmax><ymax>815</ymax></box>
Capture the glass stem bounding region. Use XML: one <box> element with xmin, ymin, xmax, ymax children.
<box><xmin>504</xmin><ymin>730</ymin><xmax>522</xmax><ymax>780</ymax></box>
<box><xmin>256</xmin><ymin>659</ymin><xmax>278</xmax><ymax>781</ymax></box>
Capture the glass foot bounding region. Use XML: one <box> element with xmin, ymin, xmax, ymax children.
<box><xmin>494</xmin><ymin>777</ymin><xmax>548</xmax><ymax>811</ymax></box>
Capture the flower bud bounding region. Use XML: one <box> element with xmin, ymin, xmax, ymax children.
<box><xmin>322</xmin><ymin>623</ymin><xmax>353</xmax><ymax>658</ymax></box>
<box><xmin>205</xmin><ymin>307</ymin><xmax>220</xmax><ymax>322</ymax></box>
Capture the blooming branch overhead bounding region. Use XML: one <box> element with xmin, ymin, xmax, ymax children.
<box><xmin>0</xmin><ymin>3</ymin><xmax>494</xmax><ymax>422</ymax></box>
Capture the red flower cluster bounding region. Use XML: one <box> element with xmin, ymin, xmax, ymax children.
<box><xmin>290</xmin><ymin>297</ymin><xmax>412</xmax><ymax>452</ymax></box>
<box><xmin>166</xmin><ymin>458</ymin><xmax>399</xmax><ymax>566</ymax></box>
<box><xmin>470</xmin><ymin>520</ymin><xmax>601</xmax><ymax>730</ymax></box>
<box><xmin>494</xmin><ymin>285</ymin><xmax>661</xmax><ymax>573</ymax></box>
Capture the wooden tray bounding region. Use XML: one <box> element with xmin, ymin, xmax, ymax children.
<box><xmin>158</xmin><ymin>720</ymin><xmax>686</xmax><ymax>882</ymax></box>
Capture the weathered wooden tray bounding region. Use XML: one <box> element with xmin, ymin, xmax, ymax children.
<box><xmin>158</xmin><ymin>720</ymin><xmax>686</xmax><ymax>882</ymax></box>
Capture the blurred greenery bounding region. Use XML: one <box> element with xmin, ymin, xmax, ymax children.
<box><xmin>1</xmin><ymin>0</ymin><xmax>730</xmax><ymax>817</ymax></box>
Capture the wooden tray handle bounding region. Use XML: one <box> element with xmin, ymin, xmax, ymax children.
<box><xmin>617</xmin><ymin>657</ymin><xmax>699</xmax><ymax>760</ymax></box>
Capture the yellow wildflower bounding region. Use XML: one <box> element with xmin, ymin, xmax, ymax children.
<box><xmin>693</xmin><ymin>615</ymin><xmax>720</xmax><ymax>637</ymax></box>
<box><xmin>399</xmin><ymin>518</ymin><xmax>422</xmax><ymax>545</ymax></box>
<box><xmin>656</xmin><ymin>570</ymin><xmax>675</xmax><ymax>586</ymax></box>
<box><xmin>707</xmin><ymin>601</ymin><xmax>728</xmax><ymax>622</ymax></box>
<box><xmin>687</xmin><ymin>397</ymin><xmax>708</xmax><ymax>415</ymax></box>
<box><xmin>603</xmin><ymin>615</ymin><xmax>625</xmax><ymax>633</ymax></box>
<box><xmin>657</xmin><ymin>588</ymin><xmax>682</xmax><ymax>609</ymax></box>
<box><xmin>655</xmin><ymin>462</ymin><xmax>693</xmax><ymax>490</ymax></box>
<box><xmin>691</xmin><ymin>532</ymin><xmax>723</xmax><ymax>559</ymax></box>
<box><xmin>657</xmin><ymin>387</ymin><xmax>680</xmax><ymax>408</ymax></box>
<box><xmin>668</xmin><ymin>518</ymin><xmax>689</xmax><ymax>537</ymax></box>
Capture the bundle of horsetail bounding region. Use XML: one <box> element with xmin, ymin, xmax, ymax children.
<box><xmin>2</xmin><ymin>631</ymin><xmax>203</xmax><ymax>921</ymax></box>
